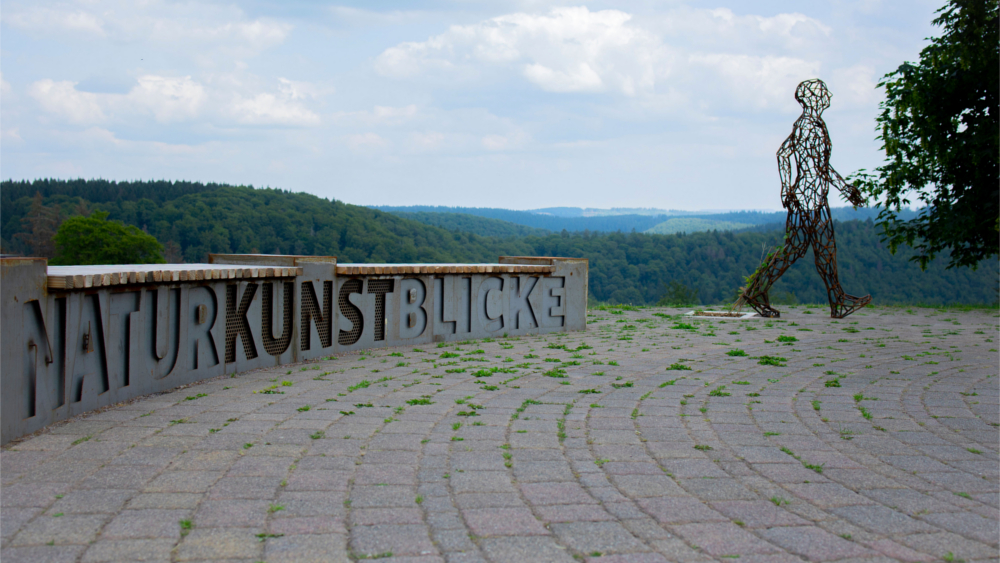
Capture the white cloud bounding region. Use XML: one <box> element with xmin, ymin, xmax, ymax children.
<box><xmin>698</xmin><ymin>9</ymin><xmax>832</xmax><ymax>50</ymax></box>
<box><xmin>409</xmin><ymin>131</ymin><xmax>445</xmax><ymax>151</ymax></box>
<box><xmin>45</xmin><ymin>126</ymin><xmax>205</xmax><ymax>156</ymax></box>
<box><xmin>29</xmin><ymin>80</ymin><xmax>106</xmax><ymax>124</ymax></box>
<box><xmin>328</xmin><ymin>6</ymin><xmax>425</xmax><ymax>27</ymax></box>
<box><xmin>348</xmin><ymin>132</ymin><xmax>389</xmax><ymax>151</ymax></box>
<box><xmin>376</xmin><ymin>7</ymin><xmax>662</xmax><ymax>96</ymax></box>
<box><xmin>333</xmin><ymin>105</ymin><xmax>419</xmax><ymax>127</ymax></box>
<box><xmin>2</xmin><ymin>127</ymin><xmax>24</xmax><ymax>143</ymax></box>
<box><xmin>278</xmin><ymin>78</ymin><xmax>331</xmax><ymax>101</ymax></box>
<box><xmin>231</xmin><ymin>93</ymin><xmax>319</xmax><ymax>126</ymax></box>
<box><xmin>3</xmin><ymin>1</ymin><xmax>290</xmax><ymax>62</ymax></box>
<box><xmin>374</xmin><ymin>105</ymin><xmax>417</xmax><ymax>120</ymax></box>
<box><xmin>830</xmin><ymin>65</ymin><xmax>879</xmax><ymax>108</ymax></box>
<box><xmin>523</xmin><ymin>62</ymin><xmax>604</xmax><ymax>93</ymax></box>
<box><xmin>687</xmin><ymin>54</ymin><xmax>820</xmax><ymax>111</ymax></box>
<box><xmin>29</xmin><ymin>75</ymin><xmax>321</xmax><ymax>127</ymax></box>
<box><xmin>4</xmin><ymin>6</ymin><xmax>105</xmax><ymax>36</ymax></box>
<box><xmin>373</xmin><ymin>5</ymin><xmax>833</xmax><ymax>110</ymax></box>
<box><xmin>482</xmin><ymin>135</ymin><xmax>509</xmax><ymax>150</ymax></box>
<box><xmin>131</xmin><ymin>76</ymin><xmax>206</xmax><ymax>123</ymax></box>
<box><xmin>1</xmin><ymin>73</ymin><xmax>13</xmax><ymax>95</ymax></box>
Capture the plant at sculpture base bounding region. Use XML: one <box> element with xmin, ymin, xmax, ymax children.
<box><xmin>51</xmin><ymin>211</ymin><xmax>165</xmax><ymax>265</ymax></box>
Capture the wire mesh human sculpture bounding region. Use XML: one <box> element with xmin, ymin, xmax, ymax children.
<box><xmin>739</xmin><ymin>78</ymin><xmax>871</xmax><ymax>319</ymax></box>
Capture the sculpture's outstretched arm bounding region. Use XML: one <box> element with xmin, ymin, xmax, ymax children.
<box><xmin>830</xmin><ymin>167</ymin><xmax>864</xmax><ymax>207</ymax></box>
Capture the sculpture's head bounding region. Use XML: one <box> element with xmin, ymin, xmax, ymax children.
<box><xmin>795</xmin><ymin>79</ymin><xmax>831</xmax><ymax>113</ymax></box>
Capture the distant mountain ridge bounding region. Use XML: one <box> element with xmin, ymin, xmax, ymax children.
<box><xmin>374</xmin><ymin>205</ymin><xmax>919</xmax><ymax>235</ymax></box>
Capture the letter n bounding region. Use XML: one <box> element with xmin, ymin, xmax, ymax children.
<box><xmin>301</xmin><ymin>281</ymin><xmax>333</xmax><ymax>350</ymax></box>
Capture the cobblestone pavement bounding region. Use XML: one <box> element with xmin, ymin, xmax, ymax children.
<box><xmin>3</xmin><ymin>306</ymin><xmax>998</xmax><ymax>563</ymax></box>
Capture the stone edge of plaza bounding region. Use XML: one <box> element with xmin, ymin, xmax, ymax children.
<box><xmin>1</xmin><ymin>254</ymin><xmax>589</xmax><ymax>445</ymax></box>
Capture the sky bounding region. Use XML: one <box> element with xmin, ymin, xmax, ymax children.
<box><xmin>0</xmin><ymin>0</ymin><xmax>943</xmax><ymax>211</ymax></box>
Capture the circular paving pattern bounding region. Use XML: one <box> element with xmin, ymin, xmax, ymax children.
<box><xmin>2</xmin><ymin>306</ymin><xmax>998</xmax><ymax>563</ymax></box>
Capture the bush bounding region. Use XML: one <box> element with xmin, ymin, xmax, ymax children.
<box><xmin>51</xmin><ymin>211</ymin><xmax>164</xmax><ymax>265</ymax></box>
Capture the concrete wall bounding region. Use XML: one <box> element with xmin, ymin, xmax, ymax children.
<box><xmin>1</xmin><ymin>255</ymin><xmax>587</xmax><ymax>444</ymax></box>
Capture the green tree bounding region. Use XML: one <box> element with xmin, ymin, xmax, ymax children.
<box><xmin>13</xmin><ymin>192</ymin><xmax>61</xmax><ymax>257</ymax></box>
<box><xmin>51</xmin><ymin>211</ymin><xmax>165</xmax><ymax>265</ymax></box>
<box><xmin>854</xmin><ymin>0</ymin><xmax>999</xmax><ymax>269</ymax></box>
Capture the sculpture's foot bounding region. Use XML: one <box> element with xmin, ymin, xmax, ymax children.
<box><xmin>831</xmin><ymin>294</ymin><xmax>872</xmax><ymax>319</ymax></box>
<box><xmin>742</xmin><ymin>292</ymin><xmax>781</xmax><ymax>318</ymax></box>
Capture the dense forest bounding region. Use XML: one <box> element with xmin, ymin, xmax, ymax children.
<box><xmin>2</xmin><ymin>179</ymin><xmax>995</xmax><ymax>306</ymax></box>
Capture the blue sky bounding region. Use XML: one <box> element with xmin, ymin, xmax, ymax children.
<box><xmin>0</xmin><ymin>0</ymin><xmax>941</xmax><ymax>210</ymax></box>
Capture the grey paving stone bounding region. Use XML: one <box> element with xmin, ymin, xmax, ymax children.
<box><xmin>900</xmin><ymin>531</ymin><xmax>997</xmax><ymax>560</ymax></box>
<box><xmin>549</xmin><ymin>521</ymin><xmax>649</xmax><ymax>554</ymax></box>
<box><xmin>351</xmin><ymin>508</ymin><xmax>425</xmax><ymax>526</ymax></box>
<box><xmin>101</xmin><ymin>509</ymin><xmax>190</xmax><ymax>540</ymax></box>
<box><xmin>432</xmin><ymin>528</ymin><xmax>477</xmax><ymax>551</ymax></box>
<box><xmin>264</xmin><ymin>533</ymin><xmax>350</xmax><ymax>563</ymax></box>
<box><xmin>207</xmin><ymin>475</ymin><xmax>284</xmax><ymax>499</ymax></box>
<box><xmin>10</xmin><ymin>514</ymin><xmax>108</xmax><ymax>546</ymax></box>
<box><xmin>676</xmin><ymin>478</ymin><xmax>757</xmax><ymax>501</ymax></box>
<box><xmin>759</xmin><ymin>526</ymin><xmax>874</xmax><ymax>561</ymax></box>
<box><xmin>449</xmin><ymin>471</ymin><xmax>515</xmax><ymax>494</ymax></box>
<box><xmin>709</xmin><ymin>500</ymin><xmax>808</xmax><ymax>529</ymax></box>
<box><xmin>1</xmin><ymin>507</ymin><xmax>40</xmax><ymax>541</ymax></box>
<box><xmin>350</xmin><ymin>524</ymin><xmax>436</xmax><ymax>557</ymax></box>
<box><xmin>671</xmin><ymin>522</ymin><xmax>781</xmax><ymax>556</ymax></box>
<box><xmin>919</xmin><ymin>511</ymin><xmax>1000</xmax><ymax>545</ymax></box>
<box><xmin>269</xmin><ymin>515</ymin><xmax>346</xmax><ymax>535</ymax></box>
<box><xmin>349</xmin><ymin>486</ymin><xmax>418</xmax><ymax>509</ymax></box>
<box><xmin>0</xmin><ymin>544</ymin><xmax>86</xmax><ymax>563</ymax></box>
<box><xmin>175</xmin><ymin>527</ymin><xmax>263</xmax><ymax>560</ymax></box>
<box><xmin>537</xmin><ymin>503</ymin><xmax>617</xmax><ymax>522</ymax></box>
<box><xmin>861</xmin><ymin>487</ymin><xmax>961</xmax><ymax>514</ymax></box>
<box><xmin>830</xmin><ymin>504</ymin><xmax>937</xmax><ymax>535</ymax></box>
<box><xmin>194</xmin><ymin>499</ymin><xmax>270</xmax><ymax>527</ymax></box>
<box><xmin>76</xmin><ymin>464</ymin><xmax>162</xmax><ymax>490</ymax></box>
<box><xmin>462</xmin><ymin>507</ymin><xmax>548</xmax><ymax>537</ymax></box>
<box><xmin>479</xmin><ymin>536</ymin><xmax>577</xmax><ymax>563</ymax></box>
<box><xmin>80</xmin><ymin>538</ymin><xmax>176</xmax><ymax>562</ymax></box>
<box><xmin>128</xmin><ymin>493</ymin><xmax>203</xmax><ymax>510</ymax></box>
<box><xmin>636</xmin><ymin>497</ymin><xmax>727</xmax><ymax>525</ymax></box>
<box><xmin>143</xmin><ymin>471</ymin><xmax>222</xmax><ymax>494</ymax></box>
<box><xmin>48</xmin><ymin>489</ymin><xmax>133</xmax><ymax>514</ymax></box>
<box><xmin>521</xmin><ymin>482</ymin><xmax>597</xmax><ymax>505</ymax></box>
<box><xmin>1</xmin><ymin>482</ymin><xmax>69</xmax><ymax>508</ymax></box>
<box><xmin>609</xmin><ymin>474</ymin><xmax>686</xmax><ymax>498</ymax></box>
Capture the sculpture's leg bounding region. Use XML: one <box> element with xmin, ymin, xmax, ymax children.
<box><xmin>741</xmin><ymin>212</ymin><xmax>809</xmax><ymax>318</ymax></box>
<box><xmin>811</xmin><ymin>205</ymin><xmax>871</xmax><ymax>318</ymax></box>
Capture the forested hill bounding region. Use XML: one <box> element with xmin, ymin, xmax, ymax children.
<box><xmin>2</xmin><ymin>179</ymin><xmax>995</xmax><ymax>306</ymax></box>
<box><xmin>2</xmin><ymin>179</ymin><xmax>524</xmax><ymax>264</ymax></box>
